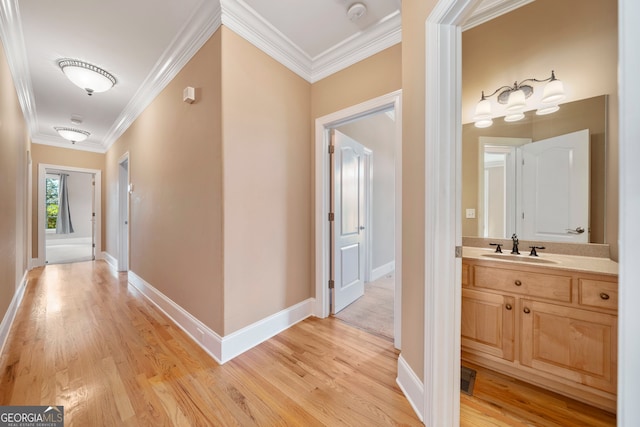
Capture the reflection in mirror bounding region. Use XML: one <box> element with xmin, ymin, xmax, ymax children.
<box><xmin>462</xmin><ymin>95</ymin><xmax>607</xmax><ymax>243</ymax></box>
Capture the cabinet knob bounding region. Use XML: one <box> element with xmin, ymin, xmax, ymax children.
<box><xmin>505</xmin><ymin>304</ymin><xmax>512</xmax><ymax>310</ymax></box>
<box><xmin>600</xmin><ymin>292</ymin><xmax>610</xmax><ymax>300</ymax></box>
<box><xmin>523</xmin><ymin>307</ymin><xmax>531</xmax><ymax>314</ymax></box>
<box><xmin>514</xmin><ymin>280</ymin><xmax>522</xmax><ymax>286</ymax></box>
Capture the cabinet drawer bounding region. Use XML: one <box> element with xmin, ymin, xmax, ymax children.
<box><xmin>474</xmin><ymin>265</ymin><xmax>571</xmax><ymax>302</ymax></box>
<box><xmin>579</xmin><ymin>279</ymin><xmax>618</xmax><ymax>310</ymax></box>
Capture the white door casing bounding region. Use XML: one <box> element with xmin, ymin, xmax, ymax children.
<box><xmin>331</xmin><ymin>130</ymin><xmax>366</xmax><ymax>314</ymax></box>
<box><xmin>118</xmin><ymin>153</ymin><xmax>130</xmax><ymax>272</ymax></box>
<box><xmin>314</xmin><ymin>90</ymin><xmax>402</xmax><ymax>349</ymax></box>
<box><xmin>519</xmin><ymin>129</ymin><xmax>590</xmax><ymax>243</ymax></box>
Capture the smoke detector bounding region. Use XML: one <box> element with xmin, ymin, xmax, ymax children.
<box><xmin>347</xmin><ymin>2</ymin><xmax>367</xmax><ymax>22</ymax></box>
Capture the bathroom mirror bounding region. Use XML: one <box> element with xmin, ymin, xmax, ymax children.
<box><xmin>462</xmin><ymin>95</ymin><xmax>607</xmax><ymax>243</ymax></box>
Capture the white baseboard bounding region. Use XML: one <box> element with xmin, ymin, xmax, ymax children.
<box><xmin>0</xmin><ymin>270</ymin><xmax>28</xmax><ymax>356</ymax></box>
<box><xmin>371</xmin><ymin>260</ymin><xmax>395</xmax><ymax>282</ymax></box>
<box><xmin>221</xmin><ymin>298</ymin><xmax>314</xmax><ymax>362</ymax></box>
<box><xmin>397</xmin><ymin>354</ymin><xmax>424</xmax><ymax>422</ymax></box>
<box><xmin>127</xmin><ymin>271</ymin><xmax>314</xmax><ymax>364</ymax></box>
<box><xmin>30</xmin><ymin>258</ymin><xmax>44</xmax><ymax>269</ymax></box>
<box><xmin>102</xmin><ymin>252</ymin><xmax>118</xmax><ymax>272</ymax></box>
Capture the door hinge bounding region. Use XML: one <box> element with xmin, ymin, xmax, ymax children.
<box><xmin>92</xmin><ymin>243</ymin><xmax>96</xmax><ymax>248</ymax></box>
<box><xmin>328</xmin><ymin>145</ymin><xmax>335</xmax><ymax>154</ymax></box>
<box><xmin>328</xmin><ymin>212</ymin><xmax>335</xmax><ymax>221</ymax></box>
<box><xmin>328</xmin><ymin>279</ymin><xmax>335</xmax><ymax>289</ymax></box>
<box><xmin>92</xmin><ymin>212</ymin><xmax>96</xmax><ymax>217</ymax></box>
<box><xmin>455</xmin><ymin>246</ymin><xmax>462</xmax><ymax>258</ymax></box>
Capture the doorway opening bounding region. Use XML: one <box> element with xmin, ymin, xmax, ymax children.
<box><xmin>315</xmin><ymin>90</ymin><xmax>402</xmax><ymax>348</ymax></box>
<box><xmin>117</xmin><ymin>153</ymin><xmax>130</xmax><ymax>272</ymax></box>
<box><xmin>37</xmin><ymin>164</ymin><xmax>102</xmax><ymax>267</ymax></box>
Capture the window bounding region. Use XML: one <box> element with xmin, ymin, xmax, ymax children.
<box><xmin>46</xmin><ymin>175</ymin><xmax>60</xmax><ymax>230</ymax></box>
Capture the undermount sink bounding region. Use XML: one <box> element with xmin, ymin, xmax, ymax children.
<box><xmin>481</xmin><ymin>253</ymin><xmax>558</xmax><ymax>264</ymax></box>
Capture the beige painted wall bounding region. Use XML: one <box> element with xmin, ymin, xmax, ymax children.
<box><xmin>462</xmin><ymin>0</ymin><xmax>618</xmax><ymax>258</ymax></box>
<box><xmin>221</xmin><ymin>28</ymin><xmax>312</xmax><ymax>334</ymax></box>
<box><xmin>0</xmin><ymin>41</ymin><xmax>30</xmax><ymax>323</ymax></box>
<box><xmin>105</xmin><ymin>30</ymin><xmax>224</xmax><ymax>334</ymax></box>
<box><xmin>311</xmin><ymin>44</ymin><xmax>401</xmax><ymax>120</ymax></box>
<box><xmin>401</xmin><ymin>0</ymin><xmax>439</xmax><ymax>381</ymax></box>
<box><xmin>30</xmin><ymin>144</ymin><xmax>105</xmax><ymax>258</ymax></box>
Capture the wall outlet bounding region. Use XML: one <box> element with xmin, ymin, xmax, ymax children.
<box><xmin>466</xmin><ymin>208</ymin><xmax>476</xmax><ymax>219</ymax></box>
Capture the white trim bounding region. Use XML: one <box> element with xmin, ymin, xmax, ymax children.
<box><xmin>314</xmin><ymin>90</ymin><xmax>403</xmax><ymax>350</ymax></box>
<box><xmin>461</xmin><ymin>0</ymin><xmax>534</xmax><ymax>31</ymax></box>
<box><xmin>220</xmin><ymin>0</ymin><xmax>401</xmax><ymax>83</ymax></box>
<box><xmin>102</xmin><ymin>252</ymin><xmax>118</xmax><ymax>273</ymax></box>
<box><xmin>618</xmin><ymin>0</ymin><xmax>640</xmax><ymax>424</ymax></box>
<box><xmin>424</xmin><ymin>1</ymin><xmax>477</xmax><ymax>425</ymax></box>
<box><xmin>37</xmin><ymin>164</ymin><xmax>102</xmax><ymax>268</ymax></box>
<box><xmin>220</xmin><ymin>298</ymin><xmax>314</xmax><ymax>363</ymax></box>
<box><xmin>0</xmin><ymin>270</ymin><xmax>28</xmax><ymax>356</ymax></box>
<box><xmin>128</xmin><ymin>271</ymin><xmax>314</xmax><ymax>365</ymax></box>
<box><xmin>370</xmin><ymin>260</ymin><xmax>395</xmax><ymax>282</ymax></box>
<box><xmin>396</xmin><ymin>354</ymin><xmax>425</xmax><ymax>422</ymax></box>
<box><xmin>101</xmin><ymin>0</ymin><xmax>220</xmax><ymax>152</ymax></box>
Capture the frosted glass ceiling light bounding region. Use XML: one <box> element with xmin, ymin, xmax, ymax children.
<box><xmin>54</xmin><ymin>127</ymin><xmax>90</xmax><ymax>143</ymax></box>
<box><xmin>504</xmin><ymin>112</ymin><xmax>525</xmax><ymax>122</ymax></box>
<box><xmin>536</xmin><ymin>104</ymin><xmax>560</xmax><ymax>115</ymax></box>
<box><xmin>473</xmin><ymin>70</ymin><xmax>564</xmax><ymax>127</ymax></box>
<box><xmin>541</xmin><ymin>71</ymin><xmax>566</xmax><ymax>104</ymax></box>
<box><xmin>506</xmin><ymin>89</ymin><xmax>526</xmax><ymax>112</ymax></box>
<box><xmin>58</xmin><ymin>59</ymin><xmax>116</xmax><ymax>95</ymax></box>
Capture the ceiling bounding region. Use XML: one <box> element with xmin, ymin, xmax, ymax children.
<box><xmin>0</xmin><ymin>0</ymin><xmax>530</xmax><ymax>153</ymax></box>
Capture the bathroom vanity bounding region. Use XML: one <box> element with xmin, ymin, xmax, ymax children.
<box><xmin>461</xmin><ymin>246</ymin><xmax>618</xmax><ymax>412</ymax></box>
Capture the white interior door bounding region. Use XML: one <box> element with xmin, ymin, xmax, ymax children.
<box><xmin>519</xmin><ymin>129</ymin><xmax>590</xmax><ymax>243</ymax></box>
<box><xmin>118</xmin><ymin>156</ymin><xmax>129</xmax><ymax>271</ymax></box>
<box><xmin>332</xmin><ymin>130</ymin><xmax>366</xmax><ymax>314</ymax></box>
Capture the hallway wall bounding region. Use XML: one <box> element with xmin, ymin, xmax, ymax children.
<box><xmin>0</xmin><ymin>41</ymin><xmax>30</xmax><ymax>329</ymax></box>
<box><xmin>106</xmin><ymin>30</ymin><xmax>224</xmax><ymax>334</ymax></box>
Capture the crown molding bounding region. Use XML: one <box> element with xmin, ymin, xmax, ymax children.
<box><xmin>311</xmin><ymin>11</ymin><xmax>401</xmax><ymax>83</ymax></box>
<box><xmin>462</xmin><ymin>0</ymin><xmax>534</xmax><ymax>31</ymax></box>
<box><xmin>0</xmin><ymin>0</ymin><xmax>38</xmax><ymax>137</ymax></box>
<box><xmin>101</xmin><ymin>0</ymin><xmax>221</xmax><ymax>152</ymax></box>
<box><xmin>220</xmin><ymin>0</ymin><xmax>402</xmax><ymax>83</ymax></box>
<box><xmin>220</xmin><ymin>0</ymin><xmax>313</xmax><ymax>79</ymax></box>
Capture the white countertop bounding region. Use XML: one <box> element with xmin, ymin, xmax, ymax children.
<box><xmin>463</xmin><ymin>246</ymin><xmax>619</xmax><ymax>276</ymax></box>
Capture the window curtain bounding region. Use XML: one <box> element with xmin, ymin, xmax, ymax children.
<box><xmin>56</xmin><ymin>173</ymin><xmax>74</xmax><ymax>234</ymax></box>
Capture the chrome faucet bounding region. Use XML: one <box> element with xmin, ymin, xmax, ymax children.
<box><xmin>511</xmin><ymin>233</ymin><xmax>520</xmax><ymax>255</ymax></box>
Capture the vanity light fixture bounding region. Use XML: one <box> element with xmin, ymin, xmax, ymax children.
<box><xmin>473</xmin><ymin>70</ymin><xmax>566</xmax><ymax>128</ymax></box>
<box><xmin>54</xmin><ymin>127</ymin><xmax>90</xmax><ymax>143</ymax></box>
<box><xmin>58</xmin><ymin>59</ymin><xmax>116</xmax><ymax>95</ymax></box>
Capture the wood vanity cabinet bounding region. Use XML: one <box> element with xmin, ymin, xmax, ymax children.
<box><xmin>462</xmin><ymin>258</ymin><xmax>618</xmax><ymax>412</ymax></box>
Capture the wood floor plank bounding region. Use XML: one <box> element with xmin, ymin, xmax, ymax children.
<box><xmin>0</xmin><ymin>261</ymin><xmax>616</xmax><ymax>426</ymax></box>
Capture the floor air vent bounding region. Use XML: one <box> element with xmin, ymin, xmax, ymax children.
<box><xmin>461</xmin><ymin>366</ymin><xmax>477</xmax><ymax>396</ymax></box>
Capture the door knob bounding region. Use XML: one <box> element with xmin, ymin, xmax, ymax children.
<box><xmin>359</xmin><ymin>226</ymin><xmax>365</xmax><ymax>230</ymax></box>
<box><xmin>566</xmin><ymin>226</ymin><xmax>585</xmax><ymax>234</ymax></box>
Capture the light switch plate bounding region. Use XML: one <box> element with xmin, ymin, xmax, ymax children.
<box><xmin>466</xmin><ymin>208</ymin><xmax>476</xmax><ymax>219</ymax></box>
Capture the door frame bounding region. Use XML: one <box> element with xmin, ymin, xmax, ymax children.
<box><xmin>315</xmin><ymin>90</ymin><xmax>402</xmax><ymax>349</ymax></box>
<box><xmin>117</xmin><ymin>152</ymin><xmax>130</xmax><ymax>272</ymax></box>
<box><xmin>37</xmin><ymin>163</ymin><xmax>102</xmax><ymax>267</ymax></box>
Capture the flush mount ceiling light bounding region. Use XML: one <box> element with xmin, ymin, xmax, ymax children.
<box><xmin>54</xmin><ymin>127</ymin><xmax>90</xmax><ymax>143</ymax></box>
<box><xmin>473</xmin><ymin>70</ymin><xmax>566</xmax><ymax>128</ymax></box>
<box><xmin>58</xmin><ymin>59</ymin><xmax>116</xmax><ymax>96</ymax></box>
<box><xmin>347</xmin><ymin>2</ymin><xmax>367</xmax><ymax>21</ymax></box>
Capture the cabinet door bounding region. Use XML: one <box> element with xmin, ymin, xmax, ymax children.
<box><xmin>520</xmin><ymin>300</ymin><xmax>617</xmax><ymax>393</ymax></box>
<box><xmin>461</xmin><ymin>289</ymin><xmax>515</xmax><ymax>361</ymax></box>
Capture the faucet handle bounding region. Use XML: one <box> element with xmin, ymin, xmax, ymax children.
<box><xmin>489</xmin><ymin>243</ymin><xmax>503</xmax><ymax>253</ymax></box>
<box><xmin>529</xmin><ymin>246</ymin><xmax>546</xmax><ymax>256</ymax></box>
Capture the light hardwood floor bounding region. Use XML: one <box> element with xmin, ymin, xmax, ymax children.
<box><xmin>0</xmin><ymin>261</ymin><xmax>616</xmax><ymax>426</ymax></box>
